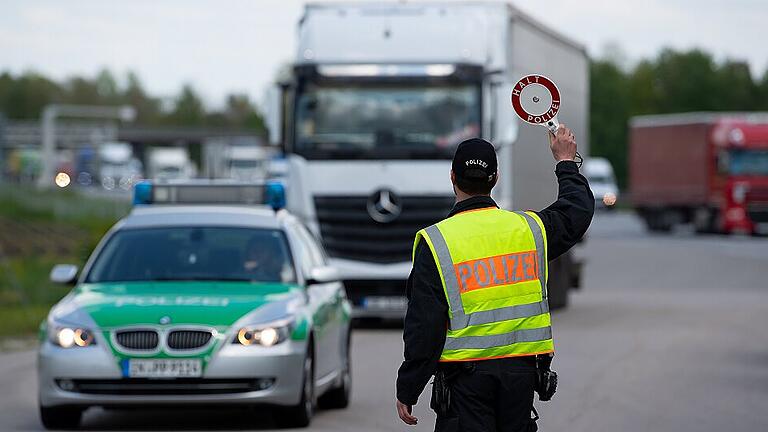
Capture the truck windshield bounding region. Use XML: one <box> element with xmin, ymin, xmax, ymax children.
<box><xmin>728</xmin><ymin>149</ymin><xmax>768</xmax><ymax>176</ymax></box>
<box><xmin>294</xmin><ymin>83</ymin><xmax>481</xmax><ymax>159</ymax></box>
<box><xmin>86</xmin><ymin>227</ymin><xmax>296</xmax><ymax>284</ymax></box>
<box><xmin>229</xmin><ymin>160</ymin><xmax>261</xmax><ymax>169</ymax></box>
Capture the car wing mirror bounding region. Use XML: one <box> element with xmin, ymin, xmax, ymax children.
<box><xmin>50</xmin><ymin>264</ymin><xmax>79</xmax><ymax>285</ymax></box>
<box><xmin>305</xmin><ymin>266</ymin><xmax>340</xmax><ymax>286</ymax></box>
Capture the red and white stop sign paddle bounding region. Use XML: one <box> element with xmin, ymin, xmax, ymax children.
<box><xmin>511</xmin><ymin>74</ymin><xmax>561</xmax><ymax>134</ymax></box>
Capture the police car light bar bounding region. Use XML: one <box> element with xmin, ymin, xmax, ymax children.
<box><xmin>133</xmin><ymin>180</ymin><xmax>286</xmax><ymax>210</ymax></box>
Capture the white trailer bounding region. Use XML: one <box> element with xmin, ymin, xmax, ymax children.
<box><xmin>267</xmin><ymin>1</ymin><xmax>589</xmax><ymax>316</ymax></box>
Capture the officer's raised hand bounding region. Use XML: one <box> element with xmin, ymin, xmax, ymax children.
<box><xmin>549</xmin><ymin>124</ymin><xmax>577</xmax><ymax>162</ymax></box>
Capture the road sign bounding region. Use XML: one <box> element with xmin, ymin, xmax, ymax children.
<box><xmin>511</xmin><ymin>74</ymin><xmax>561</xmax><ymax>134</ymax></box>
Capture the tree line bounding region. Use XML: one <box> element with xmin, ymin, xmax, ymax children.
<box><xmin>0</xmin><ymin>69</ymin><xmax>266</xmax><ymax>133</ymax></box>
<box><xmin>591</xmin><ymin>48</ymin><xmax>768</xmax><ymax>188</ymax></box>
<box><xmin>2</xmin><ymin>47</ymin><xmax>768</xmax><ymax>188</ymax></box>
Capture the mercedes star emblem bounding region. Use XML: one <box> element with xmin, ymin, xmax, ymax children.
<box><xmin>367</xmin><ymin>189</ymin><xmax>402</xmax><ymax>223</ymax></box>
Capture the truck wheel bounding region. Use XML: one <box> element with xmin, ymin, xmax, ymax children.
<box><xmin>318</xmin><ymin>332</ymin><xmax>352</xmax><ymax>409</ymax></box>
<box><xmin>643</xmin><ymin>209</ymin><xmax>672</xmax><ymax>232</ymax></box>
<box><xmin>40</xmin><ymin>404</ymin><xmax>83</xmax><ymax>430</ymax></box>
<box><xmin>277</xmin><ymin>349</ymin><xmax>315</xmax><ymax>428</ymax></box>
<box><xmin>547</xmin><ymin>257</ymin><xmax>570</xmax><ymax>310</ymax></box>
<box><xmin>694</xmin><ymin>208</ymin><xmax>721</xmax><ymax>234</ymax></box>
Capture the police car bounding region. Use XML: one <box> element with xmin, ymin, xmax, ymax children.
<box><xmin>38</xmin><ymin>181</ymin><xmax>352</xmax><ymax>429</ymax></box>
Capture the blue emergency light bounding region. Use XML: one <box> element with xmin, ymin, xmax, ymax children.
<box><xmin>265</xmin><ymin>181</ymin><xmax>286</xmax><ymax>211</ymax></box>
<box><xmin>133</xmin><ymin>181</ymin><xmax>153</xmax><ymax>205</ymax></box>
<box><xmin>132</xmin><ymin>180</ymin><xmax>286</xmax><ymax>210</ymax></box>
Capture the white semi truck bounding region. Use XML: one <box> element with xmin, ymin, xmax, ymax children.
<box><xmin>98</xmin><ymin>142</ymin><xmax>143</xmax><ymax>190</ymax></box>
<box><xmin>203</xmin><ymin>137</ymin><xmax>270</xmax><ymax>181</ymax></box>
<box><xmin>147</xmin><ymin>147</ymin><xmax>196</xmax><ymax>181</ymax></box>
<box><xmin>267</xmin><ymin>1</ymin><xmax>589</xmax><ymax>316</ymax></box>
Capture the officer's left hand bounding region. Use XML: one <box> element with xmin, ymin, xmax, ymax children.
<box><xmin>396</xmin><ymin>399</ymin><xmax>418</xmax><ymax>425</ymax></box>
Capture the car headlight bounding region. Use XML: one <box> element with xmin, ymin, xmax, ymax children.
<box><xmin>602</xmin><ymin>192</ymin><xmax>617</xmax><ymax>206</ymax></box>
<box><xmin>50</xmin><ymin>326</ymin><xmax>96</xmax><ymax>348</ymax></box>
<box><xmin>234</xmin><ymin>320</ymin><xmax>293</xmax><ymax>347</ymax></box>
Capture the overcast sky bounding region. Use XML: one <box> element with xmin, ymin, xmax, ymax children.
<box><xmin>1</xmin><ymin>0</ymin><xmax>764</xmax><ymax>108</ymax></box>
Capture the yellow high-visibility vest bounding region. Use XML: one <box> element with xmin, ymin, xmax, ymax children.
<box><xmin>413</xmin><ymin>207</ymin><xmax>554</xmax><ymax>362</ymax></box>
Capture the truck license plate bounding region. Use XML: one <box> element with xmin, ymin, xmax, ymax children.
<box><xmin>363</xmin><ymin>296</ymin><xmax>407</xmax><ymax>310</ymax></box>
<box><xmin>126</xmin><ymin>359</ymin><xmax>202</xmax><ymax>378</ymax></box>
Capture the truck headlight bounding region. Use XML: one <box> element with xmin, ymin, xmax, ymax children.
<box><xmin>602</xmin><ymin>192</ymin><xmax>617</xmax><ymax>206</ymax></box>
<box><xmin>732</xmin><ymin>183</ymin><xmax>749</xmax><ymax>204</ymax></box>
<box><xmin>51</xmin><ymin>326</ymin><xmax>96</xmax><ymax>348</ymax></box>
<box><xmin>234</xmin><ymin>320</ymin><xmax>293</xmax><ymax>347</ymax></box>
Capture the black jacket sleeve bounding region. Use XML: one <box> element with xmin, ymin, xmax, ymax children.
<box><xmin>396</xmin><ymin>240</ymin><xmax>448</xmax><ymax>406</ymax></box>
<box><xmin>536</xmin><ymin>160</ymin><xmax>595</xmax><ymax>261</ymax></box>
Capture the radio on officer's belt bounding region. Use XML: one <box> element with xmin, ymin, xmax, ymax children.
<box><xmin>510</xmin><ymin>74</ymin><xmax>561</xmax><ymax>134</ymax></box>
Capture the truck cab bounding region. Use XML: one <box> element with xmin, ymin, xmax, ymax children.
<box><xmin>267</xmin><ymin>1</ymin><xmax>589</xmax><ymax>315</ymax></box>
<box><xmin>713</xmin><ymin>120</ymin><xmax>768</xmax><ymax>234</ymax></box>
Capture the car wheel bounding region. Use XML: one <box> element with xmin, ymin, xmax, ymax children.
<box><xmin>319</xmin><ymin>332</ymin><xmax>352</xmax><ymax>409</ymax></box>
<box><xmin>276</xmin><ymin>350</ymin><xmax>314</xmax><ymax>428</ymax></box>
<box><xmin>40</xmin><ymin>404</ymin><xmax>83</xmax><ymax>430</ymax></box>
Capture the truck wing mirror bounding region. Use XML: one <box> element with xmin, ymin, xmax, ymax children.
<box><xmin>265</xmin><ymin>85</ymin><xmax>282</xmax><ymax>146</ymax></box>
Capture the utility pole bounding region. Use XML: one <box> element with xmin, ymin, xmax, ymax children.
<box><xmin>37</xmin><ymin>104</ymin><xmax>136</xmax><ymax>188</ymax></box>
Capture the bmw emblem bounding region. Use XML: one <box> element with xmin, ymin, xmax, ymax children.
<box><xmin>159</xmin><ymin>316</ymin><xmax>172</xmax><ymax>325</ymax></box>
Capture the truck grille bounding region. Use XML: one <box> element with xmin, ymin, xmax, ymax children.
<box><xmin>115</xmin><ymin>330</ymin><xmax>159</xmax><ymax>351</ymax></box>
<box><xmin>344</xmin><ymin>279</ymin><xmax>407</xmax><ymax>306</ymax></box>
<box><xmin>314</xmin><ymin>195</ymin><xmax>454</xmax><ymax>263</ymax></box>
<box><xmin>747</xmin><ymin>202</ymin><xmax>768</xmax><ymax>223</ymax></box>
<box><xmin>167</xmin><ymin>330</ymin><xmax>213</xmax><ymax>350</ymax></box>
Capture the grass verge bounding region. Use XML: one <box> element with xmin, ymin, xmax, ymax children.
<box><xmin>0</xmin><ymin>185</ymin><xmax>126</xmax><ymax>343</ymax></box>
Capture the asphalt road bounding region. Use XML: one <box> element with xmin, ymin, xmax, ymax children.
<box><xmin>2</xmin><ymin>212</ymin><xmax>768</xmax><ymax>431</ymax></box>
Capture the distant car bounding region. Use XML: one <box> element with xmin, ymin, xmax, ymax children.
<box><xmin>38</xmin><ymin>181</ymin><xmax>352</xmax><ymax>429</ymax></box>
<box><xmin>585</xmin><ymin>157</ymin><xmax>619</xmax><ymax>210</ymax></box>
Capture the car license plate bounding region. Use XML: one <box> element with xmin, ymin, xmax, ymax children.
<box><xmin>363</xmin><ymin>296</ymin><xmax>407</xmax><ymax>310</ymax></box>
<box><xmin>126</xmin><ymin>359</ymin><xmax>202</xmax><ymax>378</ymax></box>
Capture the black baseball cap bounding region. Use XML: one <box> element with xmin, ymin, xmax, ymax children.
<box><xmin>452</xmin><ymin>138</ymin><xmax>498</xmax><ymax>183</ymax></box>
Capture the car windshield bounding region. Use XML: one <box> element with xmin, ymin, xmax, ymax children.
<box><xmin>294</xmin><ymin>83</ymin><xmax>481</xmax><ymax>159</ymax></box>
<box><xmin>728</xmin><ymin>149</ymin><xmax>768</xmax><ymax>176</ymax></box>
<box><xmin>86</xmin><ymin>227</ymin><xmax>296</xmax><ymax>284</ymax></box>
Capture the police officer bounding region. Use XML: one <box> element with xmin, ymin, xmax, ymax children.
<box><xmin>396</xmin><ymin>125</ymin><xmax>594</xmax><ymax>431</ymax></box>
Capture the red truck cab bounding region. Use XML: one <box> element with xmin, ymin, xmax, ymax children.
<box><xmin>713</xmin><ymin>120</ymin><xmax>768</xmax><ymax>233</ymax></box>
<box><xmin>630</xmin><ymin>113</ymin><xmax>768</xmax><ymax>235</ymax></box>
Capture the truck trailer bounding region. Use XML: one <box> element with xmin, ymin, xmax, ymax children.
<box><xmin>630</xmin><ymin>112</ymin><xmax>768</xmax><ymax>234</ymax></box>
<box><xmin>266</xmin><ymin>1</ymin><xmax>590</xmax><ymax>316</ymax></box>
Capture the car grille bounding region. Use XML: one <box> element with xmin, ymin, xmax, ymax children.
<box><xmin>167</xmin><ymin>330</ymin><xmax>213</xmax><ymax>350</ymax></box>
<box><xmin>60</xmin><ymin>378</ymin><xmax>275</xmax><ymax>395</ymax></box>
<box><xmin>314</xmin><ymin>195</ymin><xmax>454</xmax><ymax>263</ymax></box>
<box><xmin>115</xmin><ymin>330</ymin><xmax>159</xmax><ymax>351</ymax></box>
